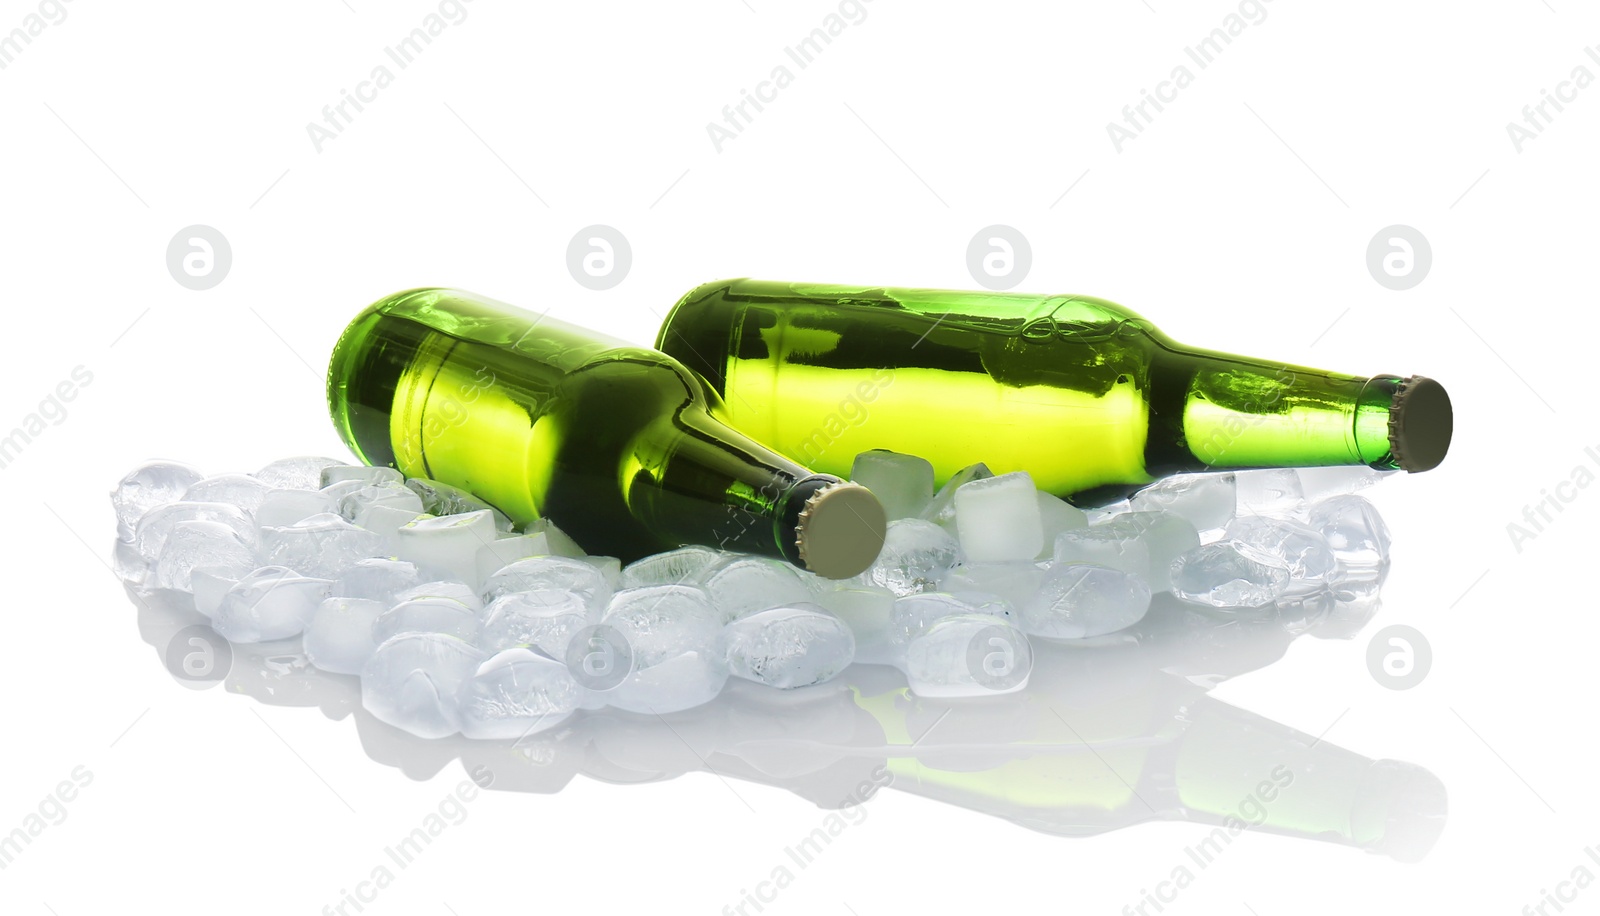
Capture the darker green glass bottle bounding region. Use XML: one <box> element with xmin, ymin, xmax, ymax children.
<box><xmin>656</xmin><ymin>280</ymin><xmax>1453</xmax><ymax>505</ymax></box>
<box><xmin>326</xmin><ymin>288</ymin><xmax>886</xmax><ymax>577</ymax></box>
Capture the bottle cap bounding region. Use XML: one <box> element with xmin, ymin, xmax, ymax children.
<box><xmin>795</xmin><ymin>481</ymin><xmax>887</xmax><ymax>579</ymax></box>
<box><xmin>1388</xmin><ymin>375</ymin><xmax>1452</xmax><ymax>472</ymax></box>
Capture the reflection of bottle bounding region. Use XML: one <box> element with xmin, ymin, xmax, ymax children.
<box><xmin>327</xmin><ymin>288</ymin><xmax>885</xmax><ymax>576</ymax></box>
<box><xmin>657</xmin><ymin>280</ymin><xmax>1453</xmax><ymax>504</ymax></box>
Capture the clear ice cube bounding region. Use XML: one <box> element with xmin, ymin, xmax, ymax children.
<box><xmin>600</xmin><ymin>584</ymin><xmax>724</xmax><ymax>668</ymax></box>
<box><xmin>394</xmin><ymin>580</ymin><xmax>482</xmax><ymax>611</ymax></box>
<box><xmin>889</xmin><ymin>592</ymin><xmax>1010</xmax><ymax>649</ymax></box>
<box><xmin>182</xmin><ymin>474</ymin><xmax>273</xmax><ymax>514</ymax></box>
<box><xmin>372</xmin><ymin>597</ymin><xmax>481</xmax><ymax>644</ymax></box>
<box><xmin>135</xmin><ymin>502</ymin><xmax>256</xmax><ymax>565</ymax></box>
<box><xmin>151</xmin><ymin>519</ymin><xmax>257</xmax><ymax>592</ymax></box>
<box><xmin>854</xmin><ymin>518</ymin><xmax>961</xmax><ymax>596</ymax></box>
<box><xmin>618</xmin><ymin>545</ymin><xmax>724</xmax><ymax>589</ymax></box>
<box><xmin>212</xmin><ymin>566</ymin><xmax>333</xmax><ymax>642</ymax></box>
<box><xmin>1093</xmin><ymin>510</ymin><xmax>1201</xmax><ymax>591</ymax></box>
<box><xmin>321</xmin><ymin>465</ymin><xmax>403</xmax><ymax>488</ymax></box>
<box><xmin>1036</xmin><ymin>492</ymin><xmax>1089</xmax><ymax>553</ymax></box>
<box><xmin>261</xmin><ymin>513</ymin><xmax>384</xmax><ymax>579</ymax></box>
<box><xmin>111</xmin><ymin>460</ymin><xmax>203</xmax><ymax>540</ymax></box>
<box><xmin>333</xmin><ymin>558</ymin><xmax>421</xmax><ymax>605</ymax></box>
<box><xmin>404</xmin><ymin>478</ymin><xmax>514</xmax><ymax>533</ymax></box>
<box><xmin>479</xmin><ymin>589</ymin><xmax>590</xmax><ymax>657</ymax></box>
<box><xmin>702</xmin><ymin>556</ymin><xmax>816</xmax><ymax>622</ymax></box>
<box><xmin>903</xmin><ymin>614</ymin><xmax>1032</xmax><ymax>698</ymax></box>
<box><xmin>254</xmin><ymin>456</ymin><xmax>348</xmax><ymax>491</ymax></box>
<box><xmin>1235</xmin><ymin>469</ymin><xmax>1307</xmax><ymax>519</ymax></box>
<box><xmin>303</xmin><ymin>597</ymin><xmax>386</xmax><ymax>674</ymax></box>
<box><xmin>255</xmin><ymin>488</ymin><xmax>337</xmax><ymax>530</ymax></box>
<box><xmin>456</xmin><ymin>648</ymin><xmax>581</xmax><ymax>740</ymax></box>
<box><xmin>482</xmin><ymin>556</ymin><xmax>612</xmax><ymax>612</ymax></box>
<box><xmin>1309</xmin><ymin>495</ymin><xmax>1391</xmax><ymax>570</ymax></box>
<box><xmin>722</xmin><ymin>603</ymin><xmax>856</xmax><ymax>688</ymax></box>
<box><xmin>360</xmin><ymin>632</ymin><xmax>484</xmax><ymax>739</ymax></box>
<box><xmin>394</xmin><ymin>510</ymin><xmax>497</xmax><ymax>584</ymax></box>
<box><xmin>920</xmin><ymin>462</ymin><xmax>993</xmax><ymax>536</ymax></box>
<box><xmin>1224</xmin><ymin>515</ymin><xmax>1337</xmax><ymax>588</ymax></box>
<box><xmin>1052</xmin><ymin>525</ymin><xmax>1150</xmax><ymax>577</ymax></box>
<box><xmin>849</xmin><ymin>450</ymin><xmax>935</xmax><ymax>520</ymax></box>
<box><xmin>1130</xmin><ymin>472</ymin><xmax>1237</xmax><ymax>536</ymax></box>
<box><xmin>337</xmin><ymin>483</ymin><xmax>424</xmax><ymax>523</ymax></box>
<box><xmin>1170</xmin><ymin>542</ymin><xmax>1291</xmax><ymax>609</ymax></box>
<box><xmin>812</xmin><ymin>585</ymin><xmax>896</xmax><ymax>665</ymax></box>
<box><xmin>604</xmin><ymin>649</ymin><xmax>728</xmax><ymax>715</ymax></box>
<box><xmin>1023</xmin><ymin>563</ymin><xmax>1152</xmax><ymax>639</ymax></box>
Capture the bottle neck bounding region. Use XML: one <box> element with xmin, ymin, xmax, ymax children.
<box><xmin>1144</xmin><ymin>343</ymin><xmax>1400</xmax><ymax>478</ymax></box>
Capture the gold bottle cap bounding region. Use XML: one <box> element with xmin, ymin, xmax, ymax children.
<box><xmin>795</xmin><ymin>481</ymin><xmax>887</xmax><ymax>579</ymax></box>
<box><xmin>1388</xmin><ymin>375</ymin><xmax>1452</xmax><ymax>472</ymax></box>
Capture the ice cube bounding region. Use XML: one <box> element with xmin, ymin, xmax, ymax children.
<box><xmin>321</xmin><ymin>465</ymin><xmax>403</xmax><ymax>488</ymax></box>
<box><xmin>254</xmin><ymin>456</ymin><xmax>348</xmax><ymax>491</ymax></box>
<box><xmin>940</xmin><ymin>561</ymin><xmax>1047</xmax><ymax>611</ymax></box>
<box><xmin>261</xmin><ymin>513</ymin><xmax>384</xmax><ymax>579</ymax></box>
<box><xmin>182</xmin><ymin>474</ymin><xmax>273</xmax><ymax>514</ymax></box>
<box><xmin>456</xmin><ymin>648</ymin><xmax>581</xmax><ymax>740</ymax></box>
<box><xmin>854</xmin><ymin>518</ymin><xmax>961</xmax><ymax>596</ymax></box>
<box><xmin>479</xmin><ymin>589</ymin><xmax>590</xmax><ymax>657</ymax></box>
<box><xmin>849</xmin><ymin>450</ymin><xmax>935</xmax><ymax>520</ymax></box>
<box><xmin>373</xmin><ymin>597</ymin><xmax>480</xmax><ymax>643</ymax></box>
<box><xmin>255</xmin><ymin>489</ymin><xmax>338</xmax><ymax>530</ymax></box>
<box><xmin>903</xmin><ymin>615</ymin><xmax>1031</xmax><ymax>698</ymax></box>
<box><xmin>889</xmin><ymin>592</ymin><xmax>1010</xmax><ymax>649</ymax></box>
<box><xmin>1052</xmin><ymin>525</ymin><xmax>1150</xmax><ymax>577</ymax></box>
<box><xmin>318</xmin><ymin>479</ymin><xmax>370</xmax><ymax>503</ymax></box>
<box><xmin>338</xmin><ymin>483</ymin><xmax>424</xmax><ymax>523</ymax></box>
<box><xmin>600</xmin><ymin>585</ymin><xmax>723</xmax><ymax>668</ymax></box>
<box><xmin>618</xmin><ymin>545</ymin><xmax>723</xmax><ymax>589</ymax></box>
<box><xmin>722</xmin><ymin>604</ymin><xmax>856</xmax><ymax>688</ymax></box>
<box><xmin>303</xmin><ymin>597</ymin><xmax>386</xmax><ymax>674</ymax></box>
<box><xmin>474</xmin><ymin>534</ymin><xmax>562</xmax><ymax>587</ymax></box>
<box><xmin>1224</xmin><ymin>516</ymin><xmax>1337</xmax><ymax>588</ymax></box>
<box><xmin>1024</xmin><ymin>564</ymin><xmax>1152</xmax><ymax>639</ymax></box>
<box><xmin>212</xmin><ymin>566</ymin><xmax>333</xmax><ymax>642</ymax></box>
<box><xmin>1309</xmin><ymin>495</ymin><xmax>1391</xmax><ymax>570</ymax></box>
<box><xmin>953</xmin><ymin>471</ymin><xmax>1044</xmax><ymax>562</ymax></box>
<box><xmin>1235</xmin><ymin>469</ymin><xmax>1306</xmax><ymax>519</ymax></box>
<box><xmin>404</xmin><ymin>478</ymin><xmax>514</xmax><ymax>533</ymax></box>
<box><xmin>360</xmin><ymin>632</ymin><xmax>485</xmax><ymax>739</ymax></box>
<box><xmin>604</xmin><ymin>649</ymin><xmax>728</xmax><ymax>715</ymax></box>
<box><xmin>1296</xmin><ymin>466</ymin><xmax>1396</xmax><ymax>502</ymax></box>
<box><xmin>920</xmin><ymin>462</ymin><xmax>993</xmax><ymax>536</ymax></box>
<box><xmin>1093</xmin><ymin>511</ymin><xmax>1201</xmax><ymax>591</ymax></box>
<box><xmin>394</xmin><ymin>579</ymin><xmax>482</xmax><ymax>611</ymax></box>
<box><xmin>580</xmin><ymin>556</ymin><xmax>622</xmax><ymax>589</ymax></box>
<box><xmin>516</xmin><ymin>517</ymin><xmax>586</xmax><ymax>558</ymax></box>
<box><xmin>1170</xmin><ymin>542</ymin><xmax>1291</xmax><ymax>609</ymax></box>
<box><xmin>111</xmin><ymin>460</ymin><xmax>203</xmax><ymax>540</ymax></box>
<box><xmin>135</xmin><ymin>502</ymin><xmax>256</xmax><ymax>565</ymax></box>
<box><xmin>151</xmin><ymin>520</ymin><xmax>257</xmax><ymax>592</ymax></box>
<box><xmin>482</xmin><ymin>556</ymin><xmax>612</xmax><ymax>612</ymax></box>
<box><xmin>394</xmin><ymin>510</ymin><xmax>497</xmax><ymax>584</ymax></box>
<box><xmin>702</xmin><ymin>556</ymin><xmax>815</xmax><ymax>622</ymax></box>
<box><xmin>1036</xmin><ymin>492</ymin><xmax>1089</xmax><ymax>553</ymax></box>
<box><xmin>1130</xmin><ymin>472</ymin><xmax>1237</xmax><ymax>536</ymax></box>
<box><xmin>190</xmin><ymin>568</ymin><xmax>238</xmax><ymax>619</ymax></box>
<box><xmin>812</xmin><ymin>586</ymin><xmax>896</xmax><ymax>664</ymax></box>
<box><xmin>333</xmin><ymin>558</ymin><xmax>421</xmax><ymax>604</ymax></box>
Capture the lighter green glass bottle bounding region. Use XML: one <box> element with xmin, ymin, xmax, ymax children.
<box><xmin>657</xmin><ymin>280</ymin><xmax>1453</xmax><ymax>505</ymax></box>
<box><xmin>326</xmin><ymin>288</ymin><xmax>886</xmax><ymax>577</ymax></box>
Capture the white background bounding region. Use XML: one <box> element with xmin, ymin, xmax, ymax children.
<box><xmin>1</xmin><ymin>1</ymin><xmax>1593</xmax><ymax>914</ymax></box>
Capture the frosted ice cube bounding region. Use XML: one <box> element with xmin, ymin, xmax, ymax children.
<box><xmin>318</xmin><ymin>479</ymin><xmax>370</xmax><ymax>503</ymax></box>
<box><xmin>1224</xmin><ymin>515</ymin><xmax>1337</xmax><ymax>587</ymax></box>
<box><xmin>394</xmin><ymin>510</ymin><xmax>497</xmax><ymax>584</ymax></box>
<box><xmin>482</xmin><ymin>556</ymin><xmax>611</xmax><ymax>612</ymax></box>
<box><xmin>182</xmin><ymin>474</ymin><xmax>273</xmax><ymax>514</ymax></box>
<box><xmin>940</xmin><ymin>561</ymin><xmax>1047</xmax><ymax>611</ymax></box>
<box><xmin>812</xmin><ymin>586</ymin><xmax>896</xmax><ymax>664</ymax></box>
<box><xmin>111</xmin><ymin>460</ymin><xmax>203</xmax><ymax>540</ymax></box>
<box><xmin>333</xmin><ymin>558</ymin><xmax>421</xmax><ymax>604</ymax></box>
<box><xmin>604</xmin><ymin>649</ymin><xmax>728</xmax><ymax>715</ymax></box>
<box><xmin>473</xmin><ymin>534</ymin><xmax>568</xmax><ymax>587</ymax></box>
<box><xmin>1036</xmin><ymin>492</ymin><xmax>1089</xmax><ymax>553</ymax></box>
<box><xmin>1093</xmin><ymin>511</ymin><xmax>1201</xmax><ymax>591</ymax></box>
<box><xmin>303</xmin><ymin>597</ymin><xmax>386</xmax><ymax>674</ymax></box>
<box><xmin>456</xmin><ymin>648</ymin><xmax>581</xmax><ymax>740</ymax></box>
<box><xmin>921</xmin><ymin>462</ymin><xmax>993</xmax><ymax>535</ymax></box>
<box><xmin>261</xmin><ymin>513</ymin><xmax>384</xmax><ymax>579</ymax></box>
<box><xmin>373</xmin><ymin>597</ymin><xmax>481</xmax><ymax>643</ymax></box>
<box><xmin>1296</xmin><ymin>466</ymin><xmax>1396</xmax><ymax>502</ymax></box>
<box><xmin>722</xmin><ymin>604</ymin><xmax>856</xmax><ymax>689</ymax></box>
<box><xmin>321</xmin><ymin>465</ymin><xmax>403</xmax><ymax>488</ymax></box>
<box><xmin>255</xmin><ymin>488</ymin><xmax>338</xmax><ymax>530</ymax></box>
<box><xmin>618</xmin><ymin>545</ymin><xmax>724</xmax><ymax>589</ymax></box>
<box><xmin>254</xmin><ymin>456</ymin><xmax>348</xmax><ymax>491</ymax></box>
<box><xmin>854</xmin><ymin>518</ymin><xmax>961</xmax><ymax>596</ymax></box>
<box><xmin>135</xmin><ymin>502</ymin><xmax>256</xmax><ymax>565</ymax></box>
<box><xmin>1130</xmin><ymin>472</ymin><xmax>1237</xmax><ymax>536</ymax></box>
<box><xmin>953</xmin><ymin>471</ymin><xmax>1044</xmax><ymax>562</ymax></box>
<box><xmin>1235</xmin><ymin>469</ymin><xmax>1307</xmax><ymax>519</ymax></box>
<box><xmin>404</xmin><ymin>478</ymin><xmax>514</xmax><ymax>533</ymax></box>
<box><xmin>703</xmin><ymin>556</ymin><xmax>815</xmax><ymax>622</ymax></box>
<box><xmin>1052</xmin><ymin>526</ymin><xmax>1150</xmax><ymax>577</ymax></box>
<box><xmin>337</xmin><ymin>483</ymin><xmax>424</xmax><ymax>523</ymax></box>
<box><xmin>190</xmin><ymin>568</ymin><xmax>238</xmax><ymax>619</ymax></box>
<box><xmin>1309</xmin><ymin>495</ymin><xmax>1391</xmax><ymax>570</ymax></box>
<box><xmin>113</xmin><ymin>537</ymin><xmax>149</xmax><ymax>585</ymax></box>
<box><xmin>1170</xmin><ymin>542</ymin><xmax>1291</xmax><ymax>609</ymax></box>
<box><xmin>601</xmin><ymin>584</ymin><xmax>723</xmax><ymax>668</ymax></box>
<box><xmin>479</xmin><ymin>589</ymin><xmax>590</xmax><ymax>657</ymax></box>
<box><xmin>889</xmin><ymin>592</ymin><xmax>1009</xmax><ymax>649</ymax></box>
<box><xmin>903</xmin><ymin>615</ymin><xmax>1031</xmax><ymax>698</ymax></box>
<box><xmin>352</xmin><ymin>505</ymin><xmax>426</xmax><ymax>547</ymax></box>
<box><xmin>1023</xmin><ymin>564</ymin><xmax>1152</xmax><ymax>639</ymax></box>
<box><xmin>213</xmin><ymin>566</ymin><xmax>333</xmax><ymax>642</ymax></box>
<box><xmin>393</xmin><ymin>579</ymin><xmax>481</xmax><ymax>611</ymax></box>
<box><xmin>360</xmin><ymin>632</ymin><xmax>485</xmax><ymax>739</ymax></box>
<box><xmin>580</xmin><ymin>556</ymin><xmax>622</xmax><ymax>589</ymax></box>
<box><xmin>152</xmin><ymin>520</ymin><xmax>257</xmax><ymax>592</ymax></box>
<box><xmin>850</xmin><ymin>450</ymin><xmax>935</xmax><ymax>520</ymax></box>
<box><xmin>516</xmin><ymin>517</ymin><xmax>586</xmax><ymax>558</ymax></box>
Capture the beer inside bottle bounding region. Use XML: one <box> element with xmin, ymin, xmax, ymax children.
<box><xmin>657</xmin><ymin>280</ymin><xmax>1453</xmax><ymax>504</ymax></box>
<box><xmin>326</xmin><ymin>288</ymin><xmax>886</xmax><ymax>576</ymax></box>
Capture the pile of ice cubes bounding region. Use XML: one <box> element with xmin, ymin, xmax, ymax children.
<box><xmin>112</xmin><ymin>451</ymin><xmax>1392</xmax><ymax>740</ymax></box>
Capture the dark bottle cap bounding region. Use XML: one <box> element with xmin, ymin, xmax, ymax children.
<box><xmin>794</xmin><ymin>480</ymin><xmax>887</xmax><ymax>579</ymax></box>
<box><xmin>1387</xmin><ymin>375</ymin><xmax>1452</xmax><ymax>472</ymax></box>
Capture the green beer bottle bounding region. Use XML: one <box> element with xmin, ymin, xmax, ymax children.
<box><xmin>326</xmin><ymin>288</ymin><xmax>886</xmax><ymax>577</ymax></box>
<box><xmin>656</xmin><ymin>279</ymin><xmax>1453</xmax><ymax>504</ymax></box>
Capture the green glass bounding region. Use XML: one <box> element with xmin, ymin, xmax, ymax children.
<box><xmin>326</xmin><ymin>288</ymin><xmax>885</xmax><ymax>576</ymax></box>
<box><xmin>657</xmin><ymin>279</ymin><xmax>1452</xmax><ymax>505</ymax></box>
